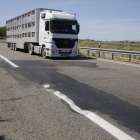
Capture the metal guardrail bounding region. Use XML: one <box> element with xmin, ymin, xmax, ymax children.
<box><xmin>78</xmin><ymin>47</ymin><xmax>140</xmax><ymax>62</ymax></box>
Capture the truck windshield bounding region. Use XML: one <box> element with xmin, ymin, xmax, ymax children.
<box><xmin>50</xmin><ymin>18</ymin><xmax>79</xmax><ymax>34</ymax></box>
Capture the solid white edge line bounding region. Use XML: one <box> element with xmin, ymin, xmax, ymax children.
<box><xmin>43</xmin><ymin>84</ymin><xmax>135</xmax><ymax>140</ymax></box>
<box><xmin>97</xmin><ymin>58</ymin><xmax>140</xmax><ymax>68</ymax></box>
<box><xmin>0</xmin><ymin>55</ymin><xmax>19</xmax><ymax>68</ymax></box>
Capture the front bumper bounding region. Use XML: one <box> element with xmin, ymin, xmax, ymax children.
<box><xmin>49</xmin><ymin>53</ymin><xmax>77</xmax><ymax>57</ymax></box>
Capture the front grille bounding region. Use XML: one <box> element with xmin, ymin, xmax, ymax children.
<box><xmin>53</xmin><ymin>38</ymin><xmax>78</xmax><ymax>48</ymax></box>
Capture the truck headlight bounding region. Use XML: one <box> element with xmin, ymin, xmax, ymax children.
<box><xmin>51</xmin><ymin>49</ymin><xmax>57</xmax><ymax>53</ymax></box>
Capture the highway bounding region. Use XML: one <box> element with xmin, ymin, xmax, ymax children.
<box><xmin>0</xmin><ymin>43</ymin><xmax>140</xmax><ymax>140</ymax></box>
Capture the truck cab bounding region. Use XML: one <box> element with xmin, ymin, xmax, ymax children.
<box><xmin>39</xmin><ymin>10</ymin><xmax>80</xmax><ymax>57</ymax></box>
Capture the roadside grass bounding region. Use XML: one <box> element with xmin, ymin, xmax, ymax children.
<box><xmin>78</xmin><ymin>40</ymin><xmax>140</xmax><ymax>64</ymax></box>
<box><xmin>78</xmin><ymin>40</ymin><xmax>140</xmax><ymax>51</ymax></box>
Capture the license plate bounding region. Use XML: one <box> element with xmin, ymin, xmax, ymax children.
<box><xmin>61</xmin><ymin>50</ymin><xmax>70</xmax><ymax>52</ymax></box>
<box><xmin>61</xmin><ymin>53</ymin><xmax>70</xmax><ymax>56</ymax></box>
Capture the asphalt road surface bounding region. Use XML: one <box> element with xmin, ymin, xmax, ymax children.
<box><xmin>0</xmin><ymin>43</ymin><xmax>140</xmax><ymax>140</ymax></box>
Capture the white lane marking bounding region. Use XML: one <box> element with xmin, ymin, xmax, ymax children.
<box><xmin>0</xmin><ymin>55</ymin><xmax>19</xmax><ymax>68</ymax></box>
<box><xmin>43</xmin><ymin>84</ymin><xmax>135</xmax><ymax>140</ymax></box>
<box><xmin>97</xmin><ymin>58</ymin><xmax>140</xmax><ymax>68</ymax></box>
<box><xmin>43</xmin><ymin>85</ymin><xmax>50</xmax><ymax>88</ymax></box>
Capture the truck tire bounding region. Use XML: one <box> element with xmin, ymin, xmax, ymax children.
<box><xmin>28</xmin><ymin>43</ymin><xmax>34</xmax><ymax>55</ymax></box>
<box><xmin>42</xmin><ymin>47</ymin><xmax>46</xmax><ymax>59</ymax></box>
<box><xmin>10</xmin><ymin>43</ymin><xmax>13</xmax><ymax>50</ymax></box>
<box><xmin>12</xmin><ymin>44</ymin><xmax>15</xmax><ymax>51</ymax></box>
<box><xmin>7</xmin><ymin>43</ymin><xmax>10</xmax><ymax>48</ymax></box>
<box><xmin>14</xmin><ymin>44</ymin><xmax>18</xmax><ymax>51</ymax></box>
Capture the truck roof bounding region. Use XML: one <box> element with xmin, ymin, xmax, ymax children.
<box><xmin>6</xmin><ymin>8</ymin><xmax>63</xmax><ymax>23</ymax></box>
<box><xmin>41</xmin><ymin>10</ymin><xmax>77</xmax><ymax>20</ymax></box>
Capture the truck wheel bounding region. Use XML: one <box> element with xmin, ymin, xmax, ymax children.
<box><xmin>13</xmin><ymin>44</ymin><xmax>15</xmax><ymax>51</ymax></box>
<box><xmin>42</xmin><ymin>47</ymin><xmax>46</xmax><ymax>59</ymax></box>
<box><xmin>7</xmin><ymin>43</ymin><xmax>10</xmax><ymax>48</ymax></box>
<box><xmin>10</xmin><ymin>43</ymin><xmax>13</xmax><ymax>50</ymax></box>
<box><xmin>28</xmin><ymin>43</ymin><xmax>34</xmax><ymax>55</ymax></box>
<box><xmin>14</xmin><ymin>44</ymin><xmax>18</xmax><ymax>51</ymax></box>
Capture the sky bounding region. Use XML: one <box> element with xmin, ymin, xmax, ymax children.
<box><xmin>0</xmin><ymin>0</ymin><xmax>140</xmax><ymax>41</ymax></box>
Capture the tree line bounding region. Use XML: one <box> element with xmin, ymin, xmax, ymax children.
<box><xmin>0</xmin><ymin>26</ymin><xmax>6</xmax><ymax>38</ymax></box>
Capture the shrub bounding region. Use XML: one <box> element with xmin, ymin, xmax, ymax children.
<box><xmin>92</xmin><ymin>53</ymin><xmax>95</xmax><ymax>57</ymax></box>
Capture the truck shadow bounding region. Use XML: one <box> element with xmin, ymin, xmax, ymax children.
<box><xmin>0</xmin><ymin>136</ymin><xmax>5</xmax><ymax>140</ymax></box>
<box><xmin>16</xmin><ymin>49</ymin><xmax>96</xmax><ymax>60</ymax></box>
<box><xmin>48</xmin><ymin>55</ymin><xmax>97</xmax><ymax>61</ymax></box>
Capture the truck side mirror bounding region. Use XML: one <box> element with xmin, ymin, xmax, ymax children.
<box><xmin>78</xmin><ymin>25</ymin><xmax>80</xmax><ymax>34</ymax></box>
<box><xmin>41</xmin><ymin>13</ymin><xmax>46</xmax><ymax>19</ymax></box>
<box><xmin>45</xmin><ymin>21</ymin><xmax>49</xmax><ymax>31</ymax></box>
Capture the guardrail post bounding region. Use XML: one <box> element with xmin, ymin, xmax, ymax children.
<box><xmin>78</xmin><ymin>49</ymin><xmax>79</xmax><ymax>54</ymax></box>
<box><xmin>129</xmin><ymin>55</ymin><xmax>131</xmax><ymax>62</ymax></box>
<box><xmin>87</xmin><ymin>50</ymin><xmax>89</xmax><ymax>56</ymax></box>
<box><xmin>98</xmin><ymin>51</ymin><xmax>100</xmax><ymax>58</ymax></box>
<box><xmin>112</xmin><ymin>53</ymin><xmax>114</xmax><ymax>60</ymax></box>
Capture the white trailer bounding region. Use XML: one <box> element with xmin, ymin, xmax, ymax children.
<box><xmin>6</xmin><ymin>8</ymin><xmax>80</xmax><ymax>58</ymax></box>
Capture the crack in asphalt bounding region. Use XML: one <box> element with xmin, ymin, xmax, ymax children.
<box><xmin>0</xmin><ymin>95</ymin><xmax>35</xmax><ymax>102</ymax></box>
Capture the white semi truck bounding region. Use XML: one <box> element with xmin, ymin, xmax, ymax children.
<box><xmin>6</xmin><ymin>8</ymin><xmax>80</xmax><ymax>58</ymax></box>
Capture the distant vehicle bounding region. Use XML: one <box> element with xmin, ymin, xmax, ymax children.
<box><xmin>6</xmin><ymin>8</ymin><xmax>80</xmax><ymax>58</ymax></box>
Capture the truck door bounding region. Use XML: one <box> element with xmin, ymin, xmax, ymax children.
<box><xmin>39</xmin><ymin>13</ymin><xmax>51</xmax><ymax>45</ymax></box>
<box><xmin>40</xmin><ymin>20</ymin><xmax>50</xmax><ymax>43</ymax></box>
<box><xmin>44</xmin><ymin>21</ymin><xmax>50</xmax><ymax>42</ymax></box>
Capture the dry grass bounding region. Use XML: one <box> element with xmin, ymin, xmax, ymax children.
<box><xmin>78</xmin><ymin>40</ymin><xmax>140</xmax><ymax>51</ymax></box>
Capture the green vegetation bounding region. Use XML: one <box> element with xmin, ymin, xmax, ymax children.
<box><xmin>92</xmin><ymin>53</ymin><xmax>96</xmax><ymax>57</ymax></box>
<box><xmin>0</xmin><ymin>26</ymin><xmax>6</xmax><ymax>39</ymax></box>
<box><xmin>78</xmin><ymin>39</ymin><xmax>140</xmax><ymax>51</ymax></box>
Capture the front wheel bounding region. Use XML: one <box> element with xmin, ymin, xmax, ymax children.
<box><xmin>42</xmin><ymin>47</ymin><xmax>46</xmax><ymax>59</ymax></box>
<box><xmin>28</xmin><ymin>43</ymin><xmax>34</xmax><ymax>55</ymax></box>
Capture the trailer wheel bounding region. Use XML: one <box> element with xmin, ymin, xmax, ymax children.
<box><xmin>13</xmin><ymin>44</ymin><xmax>15</xmax><ymax>51</ymax></box>
<box><xmin>28</xmin><ymin>43</ymin><xmax>34</xmax><ymax>55</ymax></box>
<box><xmin>10</xmin><ymin>43</ymin><xmax>13</xmax><ymax>50</ymax></box>
<box><xmin>42</xmin><ymin>47</ymin><xmax>46</xmax><ymax>59</ymax></box>
<box><xmin>14</xmin><ymin>44</ymin><xmax>18</xmax><ymax>51</ymax></box>
<box><xmin>7</xmin><ymin>43</ymin><xmax>10</xmax><ymax>48</ymax></box>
